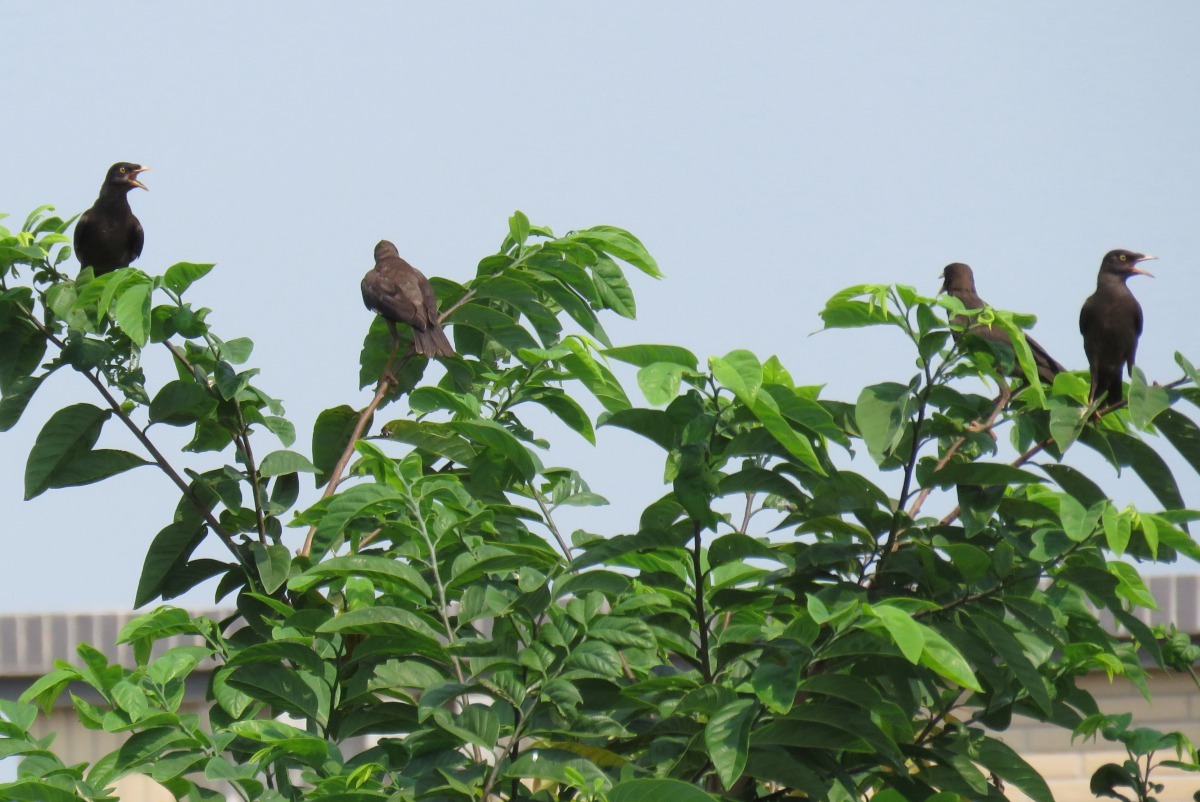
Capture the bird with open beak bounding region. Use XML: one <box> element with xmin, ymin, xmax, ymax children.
<box><xmin>1079</xmin><ymin>249</ymin><xmax>1156</xmax><ymax>405</ymax></box>
<box><xmin>74</xmin><ymin>162</ymin><xmax>149</xmax><ymax>276</ymax></box>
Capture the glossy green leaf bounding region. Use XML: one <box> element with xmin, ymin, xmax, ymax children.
<box><xmin>163</xmin><ymin>262</ymin><xmax>215</xmax><ymax>295</ymax></box>
<box><xmin>855</xmin><ymin>381</ymin><xmax>914</xmax><ymax>464</ymax></box>
<box><xmin>604</xmin><ymin>344</ymin><xmax>698</xmax><ymax>370</ymax></box>
<box><xmin>148</xmin><ymin>380</ymin><xmax>216</xmax><ymax>426</ymax></box>
<box><xmin>638</xmin><ymin>362</ymin><xmax>685</xmax><ymax>406</ymax></box>
<box><xmin>313</xmin><ymin>404</ymin><xmax>364</xmax><ymax>487</ymax></box>
<box><xmin>609</xmin><ymin>779</ymin><xmax>720</xmax><ymax>802</ymax></box>
<box><xmin>871</xmin><ymin>603</ymin><xmax>924</xmax><ymax>663</ymax></box>
<box><xmin>705</xmin><ymin>699</ymin><xmax>755</xmax><ymax>788</ymax></box>
<box><xmin>25</xmin><ymin>404</ymin><xmax>150</xmax><ymax>499</ymax></box>
<box><xmin>258</xmin><ymin>449</ymin><xmax>317</xmax><ymax>476</ymax></box>
<box><xmin>113</xmin><ymin>281</ymin><xmax>152</xmax><ymax>346</ymax></box>
<box><xmin>918</xmin><ymin>626</ymin><xmax>982</xmax><ymax>692</ymax></box>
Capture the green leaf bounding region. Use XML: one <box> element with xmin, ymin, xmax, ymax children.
<box><xmin>975</xmin><ymin>736</ymin><xmax>1054</xmax><ymax>802</ymax></box>
<box><xmin>569</xmin><ymin>225</ymin><xmax>663</xmax><ymax>278</ymax></box>
<box><xmin>1058</xmin><ymin>495</ymin><xmax>1104</xmax><ymax>542</ymax></box>
<box><xmin>149</xmin><ymin>380</ymin><xmax>217</xmax><ymax>427</ymax></box>
<box><xmin>918</xmin><ymin>626</ymin><xmax>982</xmax><ymax>692</ymax></box>
<box><xmin>258</xmin><ymin>449</ymin><xmax>317</xmax><ymax>476</ymax></box>
<box><xmin>710</xmin><ymin>350</ymin><xmax>762</xmax><ymax>405</ymax></box>
<box><xmin>0</xmin><ymin>374</ymin><xmax>47</xmax><ymax>432</ymax></box>
<box><xmin>750</xmin><ymin>392</ymin><xmax>825</xmax><ymax>475</ymax></box>
<box><xmin>289</xmin><ymin>555</ymin><xmax>432</xmax><ymax>597</ymax></box>
<box><xmin>113</xmin><ymin>281</ymin><xmax>152</xmax><ymax>346</ymax></box>
<box><xmin>870</xmin><ymin>603</ymin><xmax>924</xmax><ymax>664</ymax></box>
<box><xmin>1108</xmin><ymin>431</ymin><xmax>1185</xmax><ymax>511</ymax></box>
<box><xmin>1127</xmin><ymin>368</ymin><xmax>1170</xmax><ymax>428</ymax></box>
<box><xmin>705</xmin><ymin>699</ymin><xmax>756</xmax><ymax>788</ymax></box>
<box><xmin>25</xmin><ymin>404</ymin><xmax>146</xmax><ymax>499</ymax></box>
<box><xmin>313</xmin><ymin>404</ymin><xmax>362</xmax><ymax>487</ymax></box>
<box><xmin>308</xmin><ymin>483</ymin><xmax>404</xmax><ymax>559</ymax></box>
<box><xmin>508</xmin><ymin>210</ymin><xmax>531</xmax><ymax>245</ymax></box>
<box><xmin>1103</xmin><ymin>504</ymin><xmax>1132</xmax><ymax>556</ymax></box>
<box><xmin>449</xmin><ymin>420</ymin><xmax>537</xmax><ymax>480</ymax></box>
<box><xmin>135</xmin><ymin>520</ymin><xmax>207</xmax><ymax>607</ymax></box>
<box><xmin>593</xmin><ymin>255</ymin><xmax>637</xmax><ymax>318</ymax></box>
<box><xmin>164</xmin><ymin>262</ymin><xmax>215</xmax><ymax>295</ymax></box>
<box><xmin>855</xmin><ymin>381</ymin><xmax>914</xmax><ymax>464</ymax></box>
<box><xmin>252</xmin><ymin>543</ymin><xmax>292</xmax><ymax>594</ymax></box>
<box><xmin>603</xmin><ymin>344</ymin><xmax>698</xmax><ymax>370</ymax></box>
<box><xmin>637</xmin><ymin>362</ymin><xmax>685</xmax><ymax>406</ymax></box>
<box><xmin>1156</xmin><ymin>408</ymin><xmax>1200</xmax><ymax>479</ymax></box>
<box><xmin>609</xmin><ymin>779</ymin><xmax>720</xmax><ymax>802</ymax></box>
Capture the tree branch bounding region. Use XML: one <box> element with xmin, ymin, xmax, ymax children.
<box><xmin>691</xmin><ymin>519</ymin><xmax>713</xmax><ymax>683</ymax></box>
<box><xmin>18</xmin><ymin>305</ymin><xmax>255</xmax><ymax>581</ymax></box>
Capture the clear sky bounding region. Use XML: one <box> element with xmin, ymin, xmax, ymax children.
<box><xmin>3</xmin><ymin>4</ymin><xmax>1200</xmax><ymax>612</ymax></box>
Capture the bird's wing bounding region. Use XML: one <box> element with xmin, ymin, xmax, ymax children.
<box><xmin>128</xmin><ymin>217</ymin><xmax>144</xmax><ymax>264</ymax></box>
<box><xmin>1129</xmin><ymin>299</ymin><xmax>1143</xmax><ymax>369</ymax></box>
<box><xmin>418</xmin><ymin>275</ymin><xmax>441</xmax><ymax>328</ymax></box>
<box><xmin>363</xmin><ymin>265</ymin><xmax>422</xmax><ymax>326</ymax></box>
<box><xmin>73</xmin><ymin>209</ymin><xmax>95</xmax><ymax>260</ymax></box>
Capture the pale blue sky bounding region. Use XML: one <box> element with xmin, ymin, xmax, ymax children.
<box><xmin>3</xmin><ymin>4</ymin><xmax>1200</xmax><ymax>611</ymax></box>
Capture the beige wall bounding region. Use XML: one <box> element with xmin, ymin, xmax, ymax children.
<box><xmin>1006</xmin><ymin>671</ymin><xmax>1200</xmax><ymax>802</ymax></box>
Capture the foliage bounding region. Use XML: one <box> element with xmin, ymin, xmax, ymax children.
<box><xmin>1</xmin><ymin>205</ymin><xmax>1199</xmax><ymax>801</ymax></box>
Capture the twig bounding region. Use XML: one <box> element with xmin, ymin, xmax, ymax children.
<box><xmin>906</xmin><ymin>386</ymin><xmax>1012</xmax><ymax>523</ymax></box>
<box><xmin>532</xmin><ymin>488</ymin><xmax>573</xmax><ymax>560</ymax></box>
<box><xmin>298</xmin><ymin>346</ymin><xmax>406</xmax><ymax>557</ymax></box>
<box><xmin>691</xmin><ymin>520</ymin><xmax>713</xmax><ymax>683</ymax></box>
<box><xmin>739</xmin><ymin>492</ymin><xmax>754</xmax><ymax>534</ymax></box>
<box><xmin>17</xmin><ymin>305</ymin><xmax>255</xmax><ymax>580</ymax></box>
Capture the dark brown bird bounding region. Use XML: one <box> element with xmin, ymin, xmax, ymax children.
<box><xmin>1079</xmin><ymin>249</ymin><xmax>1156</xmax><ymax>405</ymax></box>
<box><xmin>361</xmin><ymin>240</ymin><xmax>454</xmax><ymax>358</ymax></box>
<box><xmin>74</xmin><ymin>162</ymin><xmax>149</xmax><ymax>276</ymax></box>
<box><xmin>940</xmin><ymin>262</ymin><xmax>1065</xmax><ymax>385</ymax></box>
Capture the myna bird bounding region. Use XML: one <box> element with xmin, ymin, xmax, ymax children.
<box><xmin>940</xmin><ymin>262</ymin><xmax>1065</xmax><ymax>384</ymax></box>
<box><xmin>1079</xmin><ymin>249</ymin><xmax>1156</xmax><ymax>405</ymax></box>
<box><xmin>74</xmin><ymin>162</ymin><xmax>148</xmax><ymax>276</ymax></box>
<box><xmin>361</xmin><ymin>240</ymin><xmax>455</xmax><ymax>358</ymax></box>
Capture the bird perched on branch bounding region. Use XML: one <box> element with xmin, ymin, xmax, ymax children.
<box><xmin>361</xmin><ymin>240</ymin><xmax>455</xmax><ymax>358</ymax></box>
<box><xmin>74</xmin><ymin>162</ymin><xmax>149</xmax><ymax>276</ymax></box>
<box><xmin>1079</xmin><ymin>249</ymin><xmax>1156</xmax><ymax>405</ymax></box>
<box><xmin>940</xmin><ymin>262</ymin><xmax>1065</xmax><ymax>385</ymax></box>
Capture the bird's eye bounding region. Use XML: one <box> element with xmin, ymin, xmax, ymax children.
<box><xmin>119</xmin><ymin>167</ymin><xmax>127</xmax><ymax>174</ymax></box>
<box><xmin>1119</xmin><ymin>254</ymin><xmax>1127</xmax><ymax>261</ymax></box>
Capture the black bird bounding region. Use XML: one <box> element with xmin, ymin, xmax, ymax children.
<box><xmin>940</xmin><ymin>262</ymin><xmax>1065</xmax><ymax>385</ymax></box>
<box><xmin>74</xmin><ymin>162</ymin><xmax>149</xmax><ymax>276</ymax></box>
<box><xmin>1079</xmin><ymin>249</ymin><xmax>1156</xmax><ymax>405</ymax></box>
<box><xmin>361</xmin><ymin>240</ymin><xmax>455</xmax><ymax>358</ymax></box>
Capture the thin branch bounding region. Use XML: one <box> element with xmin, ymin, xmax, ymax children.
<box><xmin>691</xmin><ymin>520</ymin><xmax>713</xmax><ymax>683</ymax></box>
<box><xmin>906</xmin><ymin>386</ymin><xmax>1012</xmax><ymax>523</ymax></box>
<box><xmin>17</xmin><ymin>305</ymin><xmax>255</xmax><ymax>581</ymax></box>
<box><xmin>233</xmin><ymin>405</ymin><xmax>270</xmax><ymax>544</ymax></box>
<box><xmin>532</xmin><ymin>488</ymin><xmax>573</xmax><ymax>560</ymax></box>
<box><xmin>299</xmin><ymin>294</ymin><xmax>469</xmax><ymax>557</ymax></box>
<box><xmin>739</xmin><ymin>492</ymin><xmax>755</xmax><ymax>534</ymax></box>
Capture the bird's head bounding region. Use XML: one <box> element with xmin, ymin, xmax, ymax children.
<box><xmin>939</xmin><ymin>262</ymin><xmax>975</xmax><ymax>294</ymax></box>
<box><xmin>104</xmin><ymin>162</ymin><xmax>150</xmax><ymax>192</ymax></box>
<box><xmin>374</xmin><ymin>240</ymin><xmax>400</xmax><ymax>262</ymax></box>
<box><xmin>1101</xmin><ymin>249</ymin><xmax>1156</xmax><ymax>280</ymax></box>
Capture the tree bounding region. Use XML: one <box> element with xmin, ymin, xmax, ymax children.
<box><xmin>0</xmin><ymin>204</ymin><xmax>1198</xmax><ymax>801</ymax></box>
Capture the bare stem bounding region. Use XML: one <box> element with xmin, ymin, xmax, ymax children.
<box><xmin>691</xmin><ymin>520</ymin><xmax>713</xmax><ymax>683</ymax></box>
<box><xmin>532</xmin><ymin>488</ymin><xmax>573</xmax><ymax>560</ymax></box>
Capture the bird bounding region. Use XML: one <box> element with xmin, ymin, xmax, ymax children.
<box><xmin>940</xmin><ymin>262</ymin><xmax>1065</xmax><ymax>385</ymax></box>
<box><xmin>1079</xmin><ymin>249</ymin><xmax>1156</xmax><ymax>405</ymax></box>
<box><xmin>361</xmin><ymin>240</ymin><xmax>455</xmax><ymax>358</ymax></box>
<box><xmin>74</xmin><ymin>162</ymin><xmax>149</xmax><ymax>276</ymax></box>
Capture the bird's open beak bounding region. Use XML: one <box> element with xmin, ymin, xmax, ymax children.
<box><xmin>130</xmin><ymin>166</ymin><xmax>150</xmax><ymax>191</ymax></box>
<box><xmin>1132</xmin><ymin>254</ymin><xmax>1156</xmax><ymax>277</ymax></box>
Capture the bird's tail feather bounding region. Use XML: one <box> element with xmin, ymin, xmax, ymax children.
<box><xmin>413</xmin><ymin>326</ymin><xmax>455</xmax><ymax>358</ymax></box>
